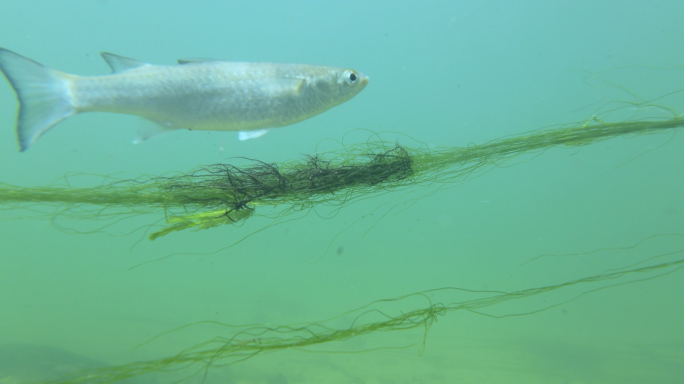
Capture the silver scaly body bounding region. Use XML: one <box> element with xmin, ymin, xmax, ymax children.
<box><xmin>0</xmin><ymin>48</ymin><xmax>369</xmax><ymax>151</ymax></box>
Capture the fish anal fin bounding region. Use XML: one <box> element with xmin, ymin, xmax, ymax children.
<box><xmin>133</xmin><ymin>118</ymin><xmax>180</xmax><ymax>144</ymax></box>
<box><xmin>100</xmin><ymin>52</ymin><xmax>148</xmax><ymax>73</ymax></box>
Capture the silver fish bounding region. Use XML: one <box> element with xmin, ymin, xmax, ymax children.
<box><xmin>0</xmin><ymin>48</ymin><xmax>369</xmax><ymax>151</ymax></box>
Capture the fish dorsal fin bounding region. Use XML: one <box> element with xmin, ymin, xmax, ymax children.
<box><xmin>177</xmin><ymin>58</ymin><xmax>220</xmax><ymax>65</ymax></box>
<box><xmin>100</xmin><ymin>52</ymin><xmax>148</xmax><ymax>73</ymax></box>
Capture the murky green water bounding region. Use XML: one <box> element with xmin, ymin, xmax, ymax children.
<box><xmin>0</xmin><ymin>1</ymin><xmax>683</xmax><ymax>383</ymax></box>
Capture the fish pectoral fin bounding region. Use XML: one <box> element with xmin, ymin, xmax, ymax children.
<box><xmin>238</xmin><ymin>129</ymin><xmax>269</xmax><ymax>141</ymax></box>
<box><xmin>100</xmin><ymin>52</ymin><xmax>149</xmax><ymax>73</ymax></box>
<box><xmin>268</xmin><ymin>77</ymin><xmax>305</xmax><ymax>94</ymax></box>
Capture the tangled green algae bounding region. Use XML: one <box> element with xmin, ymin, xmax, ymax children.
<box><xmin>1</xmin><ymin>114</ymin><xmax>683</xmax><ymax>240</ymax></box>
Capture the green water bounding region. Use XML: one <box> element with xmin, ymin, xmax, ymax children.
<box><xmin>1</xmin><ymin>1</ymin><xmax>683</xmax><ymax>383</ymax></box>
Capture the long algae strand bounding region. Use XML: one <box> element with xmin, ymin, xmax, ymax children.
<box><xmin>45</xmin><ymin>253</ymin><xmax>684</xmax><ymax>384</ymax></box>
<box><xmin>1</xmin><ymin>115</ymin><xmax>683</xmax><ymax>240</ymax></box>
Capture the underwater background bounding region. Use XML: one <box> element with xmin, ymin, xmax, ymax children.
<box><xmin>0</xmin><ymin>1</ymin><xmax>683</xmax><ymax>383</ymax></box>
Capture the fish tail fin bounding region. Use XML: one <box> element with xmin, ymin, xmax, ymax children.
<box><xmin>0</xmin><ymin>48</ymin><xmax>76</xmax><ymax>151</ymax></box>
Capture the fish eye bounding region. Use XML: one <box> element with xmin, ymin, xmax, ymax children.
<box><xmin>344</xmin><ymin>70</ymin><xmax>359</xmax><ymax>86</ymax></box>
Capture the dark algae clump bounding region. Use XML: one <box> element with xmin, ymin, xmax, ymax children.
<box><xmin>1</xmin><ymin>115</ymin><xmax>682</xmax><ymax>240</ymax></box>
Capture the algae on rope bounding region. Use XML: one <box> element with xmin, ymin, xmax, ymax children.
<box><xmin>42</xmin><ymin>246</ymin><xmax>684</xmax><ymax>384</ymax></box>
<box><xmin>1</xmin><ymin>115</ymin><xmax>683</xmax><ymax>240</ymax></box>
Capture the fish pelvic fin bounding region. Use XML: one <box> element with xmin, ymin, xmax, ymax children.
<box><xmin>0</xmin><ymin>48</ymin><xmax>76</xmax><ymax>151</ymax></box>
<box><xmin>238</xmin><ymin>129</ymin><xmax>269</xmax><ymax>141</ymax></box>
<box><xmin>100</xmin><ymin>52</ymin><xmax>148</xmax><ymax>73</ymax></box>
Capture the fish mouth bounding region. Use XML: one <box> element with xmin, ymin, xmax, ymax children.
<box><xmin>358</xmin><ymin>72</ymin><xmax>370</xmax><ymax>88</ymax></box>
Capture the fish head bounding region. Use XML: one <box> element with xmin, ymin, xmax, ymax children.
<box><xmin>308</xmin><ymin>67</ymin><xmax>369</xmax><ymax>106</ymax></box>
<box><xmin>334</xmin><ymin>68</ymin><xmax>369</xmax><ymax>101</ymax></box>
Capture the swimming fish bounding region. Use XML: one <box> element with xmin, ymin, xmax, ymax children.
<box><xmin>0</xmin><ymin>48</ymin><xmax>369</xmax><ymax>151</ymax></box>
